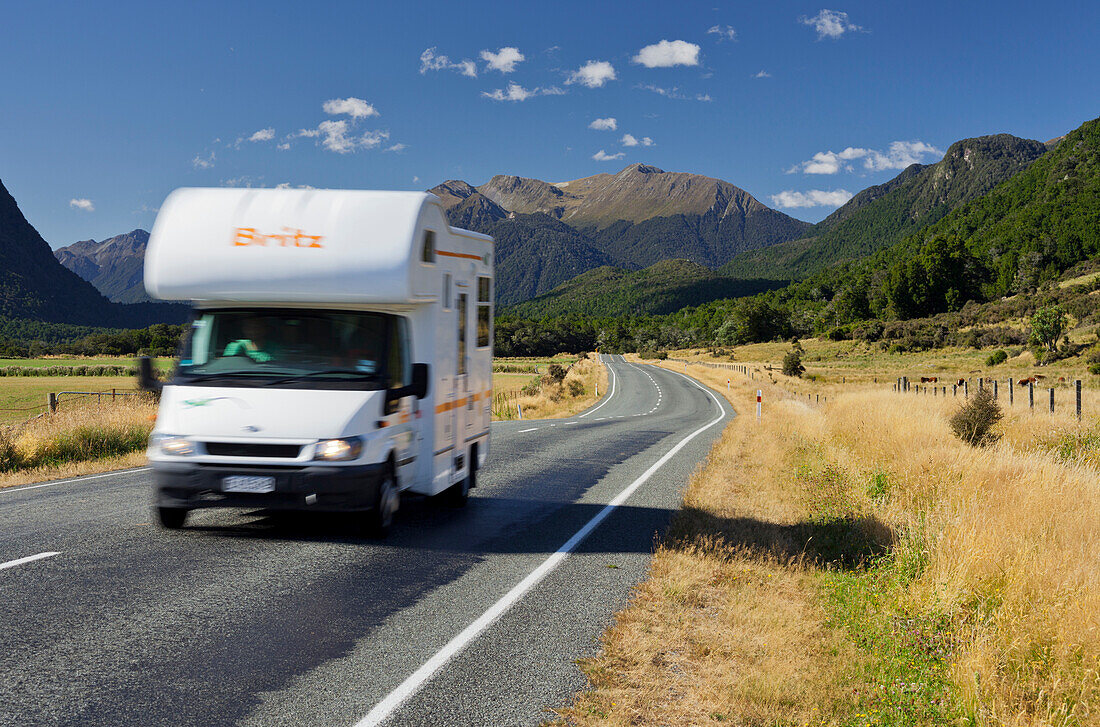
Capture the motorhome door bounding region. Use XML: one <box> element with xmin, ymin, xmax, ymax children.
<box><xmin>454</xmin><ymin>290</ymin><xmax>468</xmax><ymax>474</ymax></box>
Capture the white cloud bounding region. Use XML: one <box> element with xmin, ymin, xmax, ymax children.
<box><xmin>632</xmin><ymin>40</ymin><xmax>700</xmax><ymax>68</ymax></box>
<box><xmin>566</xmin><ymin>60</ymin><xmax>616</xmax><ymax>88</ymax></box>
<box><xmin>192</xmin><ymin>151</ymin><xmax>215</xmax><ymax>169</ymax></box>
<box><xmin>865</xmin><ymin>141</ymin><xmax>945</xmax><ymax>171</ymax></box>
<box><xmin>413</xmin><ymin>176</ymin><xmax>420</xmax><ymax>184</ymax></box>
<box><xmin>385</xmin><ymin>143</ymin><xmax>407</xmax><ymax>153</ymax></box>
<box><xmin>589</xmin><ymin>117</ymin><xmax>617</xmax><ymax>130</ymax></box>
<box><xmin>638</xmin><ymin>84</ymin><xmax>711</xmax><ymax>102</ymax></box>
<box><xmin>480</xmin><ymin>46</ymin><xmax>525</xmax><ymax>73</ymax></box>
<box><xmin>248</xmin><ymin>127</ymin><xmax>275</xmax><ymax>142</ymax></box>
<box><xmin>770</xmin><ymin>189</ymin><xmax>854</xmax><ymax>208</ymax></box>
<box><xmin>789</xmin><ymin>141</ymin><xmax>944</xmax><ymax>174</ymax></box>
<box><xmin>621</xmin><ymin>134</ymin><xmax>655</xmax><ymax>147</ymax></box>
<box><xmin>305</xmin><ymin>120</ymin><xmax>389</xmax><ymax>153</ymax></box>
<box><xmin>592</xmin><ymin>149</ymin><xmax>625</xmax><ymax>161</ymax></box>
<box><xmin>323</xmin><ymin>97</ymin><xmax>379</xmax><ymax>119</ymax></box>
<box><xmin>481</xmin><ymin>82</ymin><xmax>561</xmax><ymax>101</ymax></box>
<box><xmin>419</xmin><ymin>47</ymin><xmax>477</xmax><ymax>77</ymax></box>
<box><xmin>277</xmin><ymin>142</ymin><xmax>290</xmax><ymax>150</ymax></box>
<box><xmin>69</xmin><ymin>198</ymin><xmax>94</xmax><ymax>212</ymax></box>
<box><xmin>753</xmin><ymin>70</ymin><xmax>772</xmax><ymax>78</ymax></box>
<box><xmin>707</xmin><ymin>25</ymin><xmax>737</xmax><ymax>41</ymax></box>
<box><xmin>799</xmin><ymin>9</ymin><xmax>862</xmax><ymax>40</ymax></box>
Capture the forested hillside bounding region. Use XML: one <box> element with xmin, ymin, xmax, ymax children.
<box><xmin>504</xmin><ymin>259</ymin><xmax>783</xmax><ymax>318</ymax></box>
<box><xmin>724</xmin><ymin>134</ymin><xmax>1049</xmax><ymax>280</ymax></box>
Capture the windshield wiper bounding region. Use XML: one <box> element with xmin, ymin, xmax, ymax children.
<box><xmin>264</xmin><ymin>369</ymin><xmax>380</xmax><ymax>385</ymax></box>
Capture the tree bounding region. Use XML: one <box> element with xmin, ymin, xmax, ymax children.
<box><xmin>782</xmin><ymin>348</ymin><xmax>805</xmax><ymax>377</ymax></box>
<box><xmin>1029</xmin><ymin>305</ymin><xmax>1067</xmax><ymax>353</ymax></box>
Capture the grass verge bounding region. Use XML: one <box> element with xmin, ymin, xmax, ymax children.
<box><xmin>0</xmin><ymin>398</ymin><xmax>156</xmax><ymax>489</ymax></box>
<box><xmin>493</xmin><ymin>354</ymin><xmax>607</xmax><ymax>421</ymax></box>
<box><xmin>554</xmin><ymin>353</ymin><xmax>1100</xmax><ymax>726</ymax></box>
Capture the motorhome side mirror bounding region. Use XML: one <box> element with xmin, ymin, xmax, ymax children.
<box><xmin>411</xmin><ymin>363</ymin><xmax>430</xmax><ymax>399</ymax></box>
<box><xmin>137</xmin><ymin>356</ymin><xmax>162</xmax><ymax>392</ymax></box>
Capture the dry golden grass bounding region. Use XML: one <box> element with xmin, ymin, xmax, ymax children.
<box><xmin>494</xmin><ymin>355</ymin><xmax>607</xmax><ymax>421</ymax></box>
<box><xmin>0</xmin><ymin>397</ymin><xmax>156</xmax><ymax>489</ymax></box>
<box><xmin>558</xmin><ymin>351</ymin><xmax>1100</xmax><ymax>726</ymax></box>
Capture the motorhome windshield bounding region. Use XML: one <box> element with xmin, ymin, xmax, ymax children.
<box><xmin>175</xmin><ymin>309</ymin><xmax>403</xmax><ymax>388</ymax></box>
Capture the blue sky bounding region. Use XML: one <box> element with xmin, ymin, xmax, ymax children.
<box><xmin>2</xmin><ymin>0</ymin><xmax>1098</xmax><ymax>247</ymax></box>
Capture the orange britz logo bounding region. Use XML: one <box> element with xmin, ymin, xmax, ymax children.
<box><xmin>233</xmin><ymin>227</ymin><xmax>324</xmax><ymax>248</ymax></box>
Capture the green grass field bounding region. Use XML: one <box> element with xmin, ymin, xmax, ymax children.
<box><xmin>0</xmin><ymin>357</ymin><xmax>173</xmax><ymax>371</ymax></box>
<box><xmin>0</xmin><ymin>376</ymin><xmax>139</xmax><ymax>424</ymax></box>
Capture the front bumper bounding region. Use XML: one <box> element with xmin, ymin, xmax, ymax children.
<box><xmin>152</xmin><ymin>460</ymin><xmax>387</xmax><ymax>512</ymax></box>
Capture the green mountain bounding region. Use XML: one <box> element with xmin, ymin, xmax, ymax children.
<box><xmin>504</xmin><ymin>259</ymin><xmax>784</xmax><ymax>318</ymax></box>
<box><xmin>724</xmin><ymin>134</ymin><xmax>1049</xmax><ymax>280</ymax></box>
<box><xmin>54</xmin><ymin>229</ymin><xmax>152</xmax><ymax>303</ymax></box>
<box><xmin>0</xmin><ymin>178</ymin><xmax>185</xmax><ymax>327</ymax></box>
<box><xmin>769</xmin><ymin>116</ymin><xmax>1100</xmax><ymax>325</ymax></box>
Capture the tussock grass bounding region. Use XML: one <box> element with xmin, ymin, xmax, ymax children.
<box><xmin>557</xmin><ymin>352</ymin><xmax>1100</xmax><ymax>726</ymax></box>
<box><xmin>0</xmin><ymin>397</ymin><xmax>156</xmax><ymax>488</ymax></box>
<box><xmin>493</xmin><ymin>355</ymin><xmax>607</xmax><ymax>421</ymax></box>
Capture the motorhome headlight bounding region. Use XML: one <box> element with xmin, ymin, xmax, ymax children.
<box><xmin>314</xmin><ymin>437</ymin><xmax>363</xmax><ymax>462</ymax></box>
<box><xmin>154</xmin><ymin>434</ymin><xmax>196</xmax><ymax>457</ymax></box>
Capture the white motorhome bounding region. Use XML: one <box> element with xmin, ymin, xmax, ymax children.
<box><xmin>141</xmin><ymin>188</ymin><xmax>493</xmax><ymax>534</ymax></box>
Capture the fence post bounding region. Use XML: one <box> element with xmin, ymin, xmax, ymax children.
<box><xmin>47</xmin><ymin>392</ymin><xmax>58</xmax><ymax>413</ymax></box>
<box><xmin>979</xmin><ymin>377</ymin><xmax>984</xmax><ymax>391</ymax></box>
<box><xmin>993</xmin><ymin>380</ymin><xmax>998</xmax><ymax>400</ymax></box>
<box><xmin>964</xmin><ymin>380</ymin><xmax>969</xmax><ymax>398</ymax></box>
<box><xmin>1077</xmin><ymin>380</ymin><xmax>1082</xmax><ymax>421</ymax></box>
<box><xmin>1049</xmin><ymin>388</ymin><xmax>1055</xmax><ymax>414</ymax></box>
<box><xmin>1028</xmin><ymin>381</ymin><xmax>1034</xmax><ymax>411</ymax></box>
<box><xmin>1009</xmin><ymin>378</ymin><xmax>1014</xmax><ymax>405</ymax></box>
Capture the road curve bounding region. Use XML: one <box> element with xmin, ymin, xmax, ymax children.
<box><xmin>0</xmin><ymin>355</ymin><xmax>732</xmax><ymax>727</ymax></box>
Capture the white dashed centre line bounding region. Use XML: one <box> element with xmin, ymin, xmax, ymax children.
<box><xmin>0</xmin><ymin>552</ymin><xmax>60</xmax><ymax>572</ymax></box>
<box><xmin>517</xmin><ymin>428</ymin><xmax>538</xmax><ymax>433</ymax></box>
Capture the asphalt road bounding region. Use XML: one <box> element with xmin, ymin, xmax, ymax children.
<box><xmin>0</xmin><ymin>355</ymin><xmax>732</xmax><ymax>727</ymax></box>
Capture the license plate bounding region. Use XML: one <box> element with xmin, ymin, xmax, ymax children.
<box><xmin>222</xmin><ymin>475</ymin><xmax>276</xmax><ymax>493</ymax></box>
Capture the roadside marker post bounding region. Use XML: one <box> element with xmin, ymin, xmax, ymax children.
<box><xmin>756</xmin><ymin>390</ymin><xmax>762</xmax><ymax>422</ymax></box>
<box><xmin>727</xmin><ymin>378</ymin><xmax>730</xmax><ymax>391</ymax></box>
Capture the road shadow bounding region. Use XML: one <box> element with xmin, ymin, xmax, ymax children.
<box><xmin>667</xmin><ymin>506</ymin><xmax>895</xmax><ymax>570</ymax></box>
<box><xmin>177</xmin><ymin>494</ymin><xmax>681</xmax><ymax>557</ymax></box>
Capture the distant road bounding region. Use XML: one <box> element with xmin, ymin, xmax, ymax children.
<box><xmin>0</xmin><ymin>355</ymin><xmax>731</xmax><ymax>727</ymax></box>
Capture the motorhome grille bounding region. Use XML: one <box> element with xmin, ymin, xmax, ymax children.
<box><xmin>203</xmin><ymin>442</ymin><xmax>302</xmax><ymax>458</ymax></box>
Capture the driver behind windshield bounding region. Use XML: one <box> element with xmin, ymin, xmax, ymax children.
<box><xmin>223</xmin><ymin>317</ymin><xmax>282</xmax><ymax>363</ymax></box>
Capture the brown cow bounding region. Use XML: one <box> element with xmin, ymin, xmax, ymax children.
<box><xmin>1018</xmin><ymin>377</ymin><xmax>1037</xmax><ymax>386</ymax></box>
<box><xmin>920</xmin><ymin>376</ymin><xmax>938</xmax><ymax>383</ymax></box>
<box><xmin>957</xmin><ymin>378</ymin><xmax>966</xmax><ymax>386</ymax></box>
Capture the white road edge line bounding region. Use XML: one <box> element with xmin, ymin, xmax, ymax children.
<box><xmin>1</xmin><ymin>467</ymin><xmax>153</xmax><ymax>495</ymax></box>
<box><xmin>0</xmin><ymin>551</ymin><xmax>61</xmax><ymax>572</ymax></box>
<box><xmin>576</xmin><ymin>354</ymin><xmax>618</xmax><ymax>418</ymax></box>
<box><xmin>354</xmin><ymin>362</ymin><xmax>728</xmax><ymax>727</ymax></box>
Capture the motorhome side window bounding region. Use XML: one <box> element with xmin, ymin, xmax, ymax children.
<box><xmin>421</xmin><ymin>230</ymin><xmax>436</xmax><ymax>263</ymax></box>
<box><xmin>477</xmin><ymin>276</ymin><xmax>491</xmax><ymax>348</ymax></box>
<box><xmin>457</xmin><ymin>293</ymin><xmax>467</xmax><ymax>375</ymax></box>
<box><xmin>443</xmin><ymin>273</ymin><xmax>452</xmax><ymax>309</ymax></box>
<box><xmin>387</xmin><ymin>317</ymin><xmax>410</xmax><ymax>389</ymax></box>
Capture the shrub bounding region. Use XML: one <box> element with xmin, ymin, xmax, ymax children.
<box><xmin>0</xmin><ymin>430</ymin><xmax>22</xmax><ymax>472</ymax></box>
<box><xmin>567</xmin><ymin>379</ymin><xmax>585</xmax><ymax>397</ymax></box>
<box><xmin>949</xmin><ymin>388</ymin><xmax>1003</xmax><ymax>446</ymax></box>
<box><xmin>782</xmin><ymin>349</ymin><xmax>805</xmax><ymax>377</ymax></box>
<box><xmin>638</xmin><ymin>350</ymin><xmax>668</xmax><ymax>360</ymax></box>
<box><xmin>576</xmin><ymin>351</ymin><xmax>589</xmax><ymax>360</ymax></box>
<box><xmin>520</xmin><ymin>378</ymin><xmax>541</xmax><ymax>396</ymax></box>
<box><xmin>1090</xmin><ymin>363</ymin><xmax>1100</xmax><ymax>376</ymax></box>
<box><xmin>985</xmin><ymin>350</ymin><xmax>1008</xmax><ymax>366</ymax></box>
<box><xmin>546</xmin><ymin>364</ymin><xmax>567</xmax><ymax>384</ymax></box>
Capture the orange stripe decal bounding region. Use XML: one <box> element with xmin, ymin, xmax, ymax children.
<box><xmin>436</xmin><ymin>250</ymin><xmax>484</xmax><ymax>261</ymax></box>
